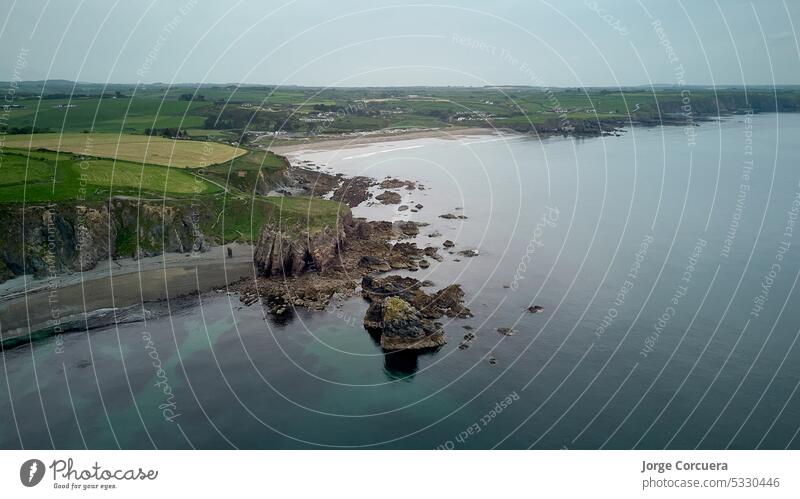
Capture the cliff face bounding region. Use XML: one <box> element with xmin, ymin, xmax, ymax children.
<box><xmin>253</xmin><ymin>213</ymin><xmax>350</xmax><ymax>277</ymax></box>
<box><xmin>0</xmin><ymin>200</ymin><xmax>209</xmax><ymax>283</ymax></box>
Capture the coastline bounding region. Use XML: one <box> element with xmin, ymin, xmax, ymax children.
<box><xmin>0</xmin><ymin>244</ymin><xmax>255</xmax><ymax>344</ymax></box>
<box><xmin>263</xmin><ymin>126</ymin><xmax>500</xmax><ymax>154</ymax></box>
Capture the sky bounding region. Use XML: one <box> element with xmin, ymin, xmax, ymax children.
<box><xmin>0</xmin><ymin>0</ymin><xmax>798</xmax><ymax>87</ymax></box>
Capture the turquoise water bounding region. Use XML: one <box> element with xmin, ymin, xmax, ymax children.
<box><xmin>3</xmin><ymin>113</ymin><xmax>800</xmax><ymax>449</ymax></box>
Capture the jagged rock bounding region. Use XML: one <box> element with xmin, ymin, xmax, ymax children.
<box><xmin>359</xmin><ymin>255</ymin><xmax>390</xmax><ymax>272</ymax></box>
<box><xmin>361</xmin><ymin>275</ymin><xmax>471</xmax><ymax>320</ymax></box>
<box><xmin>254</xmin><ymin>220</ymin><xmax>345</xmax><ymax>277</ymax></box>
<box><xmin>376</xmin><ymin>190</ymin><xmax>401</xmax><ymax>204</ymax></box>
<box><xmin>393</xmin><ymin>221</ymin><xmax>420</xmax><ymax>238</ymax></box>
<box><xmin>368</xmin><ymin>296</ymin><xmax>445</xmax><ymax>350</ymax></box>
<box><xmin>380</xmin><ymin>178</ymin><xmax>416</xmax><ymax>190</ymax></box>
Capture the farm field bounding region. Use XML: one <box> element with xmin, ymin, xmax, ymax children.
<box><xmin>2</xmin><ymin>133</ymin><xmax>246</xmax><ymax>168</ymax></box>
<box><xmin>0</xmin><ymin>148</ymin><xmax>221</xmax><ymax>203</ymax></box>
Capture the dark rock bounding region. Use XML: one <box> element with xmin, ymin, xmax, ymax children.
<box><xmin>527</xmin><ymin>305</ymin><xmax>545</xmax><ymax>313</ymax></box>
<box><xmin>439</xmin><ymin>213</ymin><xmax>468</xmax><ymax>220</ymax></box>
<box><xmin>359</xmin><ymin>255</ymin><xmax>390</xmax><ymax>272</ymax></box>
<box><xmin>458</xmin><ymin>249</ymin><xmax>479</xmax><ymax>257</ymax></box>
<box><xmin>443</xmin><ymin>240</ymin><xmax>455</xmax><ymax>248</ymax></box>
<box><xmin>428</xmin><ymin>230</ymin><xmax>442</xmax><ymax>238</ymax></box>
<box><xmin>370</xmin><ymin>296</ymin><xmax>445</xmax><ymax>350</ymax></box>
<box><xmin>380</xmin><ymin>178</ymin><xmax>416</xmax><ymax>190</ymax></box>
<box><xmin>415</xmin><ymin>204</ymin><xmax>424</xmax><ymax>209</ymax></box>
<box><xmin>393</xmin><ymin>221</ymin><xmax>420</xmax><ymax>238</ymax></box>
<box><xmin>496</xmin><ymin>327</ymin><xmax>516</xmax><ymax>336</ymax></box>
<box><xmin>376</xmin><ymin>190</ymin><xmax>401</xmax><ymax>204</ymax></box>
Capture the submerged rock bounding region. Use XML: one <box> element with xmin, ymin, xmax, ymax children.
<box><xmin>439</xmin><ymin>213</ymin><xmax>468</xmax><ymax>220</ymax></box>
<box><xmin>496</xmin><ymin>327</ymin><xmax>516</xmax><ymax>336</ymax></box>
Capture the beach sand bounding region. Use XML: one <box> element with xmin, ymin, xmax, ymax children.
<box><xmin>264</xmin><ymin>127</ymin><xmax>498</xmax><ymax>154</ymax></box>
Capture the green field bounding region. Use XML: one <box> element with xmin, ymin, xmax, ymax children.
<box><xmin>2</xmin><ymin>133</ymin><xmax>245</xmax><ymax>169</ymax></box>
<box><xmin>0</xmin><ymin>149</ymin><xmax>221</xmax><ymax>202</ymax></box>
<box><xmin>3</xmin><ymin>83</ymin><xmax>797</xmax><ymax>140</ymax></box>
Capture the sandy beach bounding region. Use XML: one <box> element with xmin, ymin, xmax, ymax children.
<box><xmin>263</xmin><ymin>126</ymin><xmax>499</xmax><ymax>154</ymax></box>
<box><xmin>0</xmin><ymin>244</ymin><xmax>256</xmax><ymax>342</ymax></box>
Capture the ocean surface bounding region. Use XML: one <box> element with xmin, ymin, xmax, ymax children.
<box><xmin>3</xmin><ymin>113</ymin><xmax>800</xmax><ymax>449</ymax></box>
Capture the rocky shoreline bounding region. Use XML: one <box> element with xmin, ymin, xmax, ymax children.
<box><xmin>228</xmin><ymin>208</ymin><xmax>472</xmax><ymax>350</ymax></box>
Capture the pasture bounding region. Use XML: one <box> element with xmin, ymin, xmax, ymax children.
<box><xmin>2</xmin><ymin>133</ymin><xmax>246</xmax><ymax>168</ymax></box>
<box><xmin>0</xmin><ymin>149</ymin><xmax>221</xmax><ymax>203</ymax></box>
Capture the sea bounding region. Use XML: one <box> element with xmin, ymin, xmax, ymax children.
<box><xmin>2</xmin><ymin>113</ymin><xmax>800</xmax><ymax>449</ymax></box>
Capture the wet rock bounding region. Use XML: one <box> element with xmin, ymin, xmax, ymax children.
<box><xmin>428</xmin><ymin>230</ymin><xmax>442</xmax><ymax>238</ymax></box>
<box><xmin>439</xmin><ymin>213</ymin><xmax>468</xmax><ymax>220</ymax></box>
<box><xmin>415</xmin><ymin>204</ymin><xmax>424</xmax><ymax>210</ymax></box>
<box><xmin>488</xmin><ymin>356</ymin><xmax>497</xmax><ymax>365</ymax></box>
<box><xmin>496</xmin><ymin>327</ymin><xmax>516</xmax><ymax>336</ymax></box>
<box><xmin>330</xmin><ymin>176</ymin><xmax>375</xmax><ymax>207</ymax></box>
<box><xmin>380</xmin><ymin>178</ymin><xmax>416</xmax><ymax>190</ymax></box>
<box><xmin>458</xmin><ymin>249</ymin><xmax>479</xmax><ymax>257</ymax></box>
<box><xmin>527</xmin><ymin>305</ymin><xmax>544</xmax><ymax>313</ymax></box>
<box><xmin>443</xmin><ymin>240</ymin><xmax>455</xmax><ymax>248</ymax></box>
<box><xmin>359</xmin><ymin>255</ymin><xmax>390</xmax><ymax>272</ymax></box>
<box><xmin>376</xmin><ymin>190</ymin><xmax>402</xmax><ymax>204</ymax></box>
<box><xmin>398</xmin><ymin>205</ymin><xmax>409</xmax><ymax>212</ymax></box>
<box><xmin>393</xmin><ymin>221</ymin><xmax>420</xmax><ymax>238</ymax></box>
<box><xmin>418</xmin><ymin>259</ymin><xmax>430</xmax><ymax>269</ymax></box>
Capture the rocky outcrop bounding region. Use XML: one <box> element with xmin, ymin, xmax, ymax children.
<box><xmin>368</xmin><ymin>296</ymin><xmax>445</xmax><ymax>350</ymax></box>
<box><xmin>254</xmin><ymin>219</ymin><xmax>347</xmax><ymax>277</ymax></box>
<box><xmin>376</xmin><ymin>190</ymin><xmax>401</xmax><ymax>204</ymax></box>
<box><xmin>379</xmin><ymin>178</ymin><xmax>416</xmax><ymax>190</ymax></box>
<box><xmin>361</xmin><ymin>274</ymin><xmax>471</xmax><ymax>350</ymax></box>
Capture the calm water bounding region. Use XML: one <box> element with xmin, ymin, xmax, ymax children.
<box><xmin>3</xmin><ymin>113</ymin><xmax>800</xmax><ymax>449</ymax></box>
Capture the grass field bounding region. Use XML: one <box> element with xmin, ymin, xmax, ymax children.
<box><xmin>2</xmin><ymin>133</ymin><xmax>245</xmax><ymax>168</ymax></box>
<box><xmin>194</xmin><ymin>195</ymin><xmax>347</xmax><ymax>244</ymax></box>
<box><xmin>0</xmin><ymin>149</ymin><xmax>221</xmax><ymax>202</ymax></box>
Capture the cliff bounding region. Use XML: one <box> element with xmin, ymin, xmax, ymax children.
<box><xmin>253</xmin><ymin>211</ymin><xmax>351</xmax><ymax>277</ymax></box>
<box><xmin>0</xmin><ymin>199</ymin><xmax>208</xmax><ymax>283</ymax></box>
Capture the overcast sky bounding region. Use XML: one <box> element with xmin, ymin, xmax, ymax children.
<box><xmin>1</xmin><ymin>0</ymin><xmax>798</xmax><ymax>87</ymax></box>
